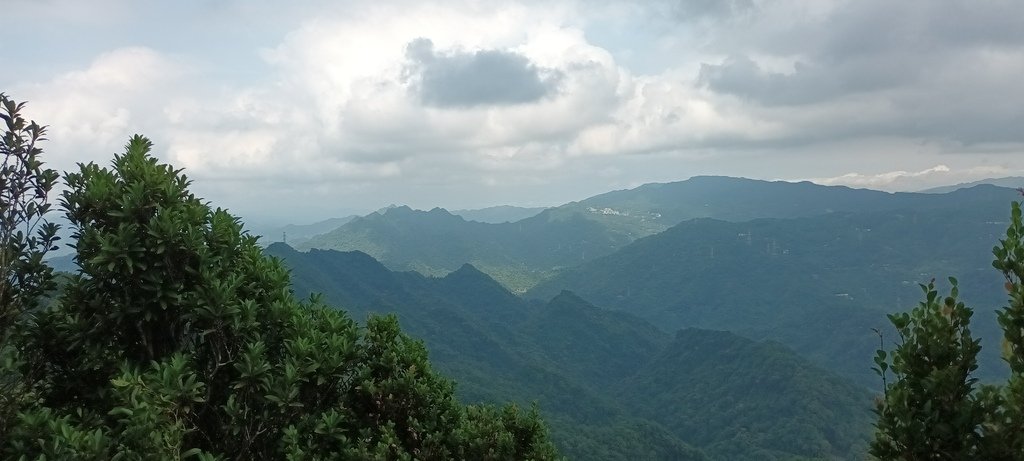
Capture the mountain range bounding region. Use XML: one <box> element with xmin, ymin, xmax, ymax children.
<box><xmin>266</xmin><ymin>243</ymin><xmax>875</xmax><ymax>460</ymax></box>
<box><xmin>919</xmin><ymin>176</ymin><xmax>1024</xmax><ymax>194</ymax></box>
<box><xmin>298</xmin><ymin>176</ymin><xmax>1021</xmax><ymax>292</ymax></box>
<box><xmin>530</xmin><ymin>184</ymin><xmax>1016</xmax><ymax>386</ymax></box>
<box><xmin>44</xmin><ymin>175</ymin><xmax>1023</xmax><ymax>459</ymax></box>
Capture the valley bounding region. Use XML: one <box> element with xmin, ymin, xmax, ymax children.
<box><xmin>264</xmin><ymin>177</ymin><xmax>1023</xmax><ymax>459</ymax></box>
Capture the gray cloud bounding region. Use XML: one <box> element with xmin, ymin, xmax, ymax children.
<box><xmin>404</xmin><ymin>38</ymin><xmax>561</xmax><ymax>108</ymax></box>
<box><xmin>688</xmin><ymin>0</ymin><xmax>1024</xmax><ymax>148</ymax></box>
<box><xmin>697</xmin><ymin>54</ymin><xmax>909</xmax><ymax>106</ymax></box>
<box><xmin>673</xmin><ymin>0</ymin><xmax>754</xmax><ymax>21</ymax></box>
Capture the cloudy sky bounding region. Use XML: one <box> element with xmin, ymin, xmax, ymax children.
<box><xmin>3</xmin><ymin>0</ymin><xmax>1023</xmax><ymax>223</ymax></box>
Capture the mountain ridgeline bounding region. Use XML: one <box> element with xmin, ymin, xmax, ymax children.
<box><xmin>274</xmin><ymin>177</ymin><xmax>1021</xmax><ymax>459</ymax></box>
<box><xmin>267</xmin><ymin>243</ymin><xmax>874</xmax><ymax>460</ymax></box>
<box><xmin>298</xmin><ymin>176</ymin><xmax>1019</xmax><ymax>291</ymax></box>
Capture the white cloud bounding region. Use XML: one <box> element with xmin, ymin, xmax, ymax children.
<box><xmin>13</xmin><ymin>47</ymin><xmax>189</xmax><ymax>172</ymax></box>
<box><xmin>807</xmin><ymin>164</ymin><xmax>1024</xmax><ymax>191</ymax></box>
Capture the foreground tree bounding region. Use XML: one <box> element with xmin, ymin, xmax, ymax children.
<box><xmin>0</xmin><ymin>94</ymin><xmax>59</xmax><ymax>332</ymax></box>
<box><xmin>0</xmin><ymin>93</ymin><xmax>60</xmax><ymax>444</ymax></box>
<box><xmin>872</xmin><ymin>197</ymin><xmax>1024</xmax><ymax>461</ymax></box>
<box><xmin>3</xmin><ymin>134</ymin><xmax>559</xmax><ymax>459</ymax></box>
<box><xmin>870</xmin><ymin>279</ymin><xmax>984</xmax><ymax>460</ymax></box>
<box><xmin>989</xmin><ymin>200</ymin><xmax>1024</xmax><ymax>458</ymax></box>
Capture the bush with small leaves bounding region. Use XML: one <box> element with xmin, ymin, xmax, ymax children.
<box><xmin>871</xmin><ymin>278</ymin><xmax>984</xmax><ymax>460</ymax></box>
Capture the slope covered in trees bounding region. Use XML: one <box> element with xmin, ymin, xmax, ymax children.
<box><xmin>528</xmin><ymin>188</ymin><xmax>1017</xmax><ymax>386</ymax></box>
<box><xmin>268</xmin><ymin>244</ymin><xmax>875</xmax><ymax>460</ymax></box>
<box><xmin>622</xmin><ymin>329</ymin><xmax>873</xmax><ymax>460</ymax></box>
<box><xmin>0</xmin><ymin>101</ymin><xmax>559</xmax><ymax>459</ymax></box>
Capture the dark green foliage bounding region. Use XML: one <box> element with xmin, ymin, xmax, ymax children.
<box><xmin>2</xmin><ymin>135</ymin><xmax>559</xmax><ymax>459</ymax></box>
<box><xmin>0</xmin><ymin>93</ymin><xmax>60</xmax><ymax>445</ymax></box>
<box><xmin>989</xmin><ymin>200</ymin><xmax>1024</xmax><ymax>458</ymax></box>
<box><xmin>621</xmin><ymin>329</ymin><xmax>873</xmax><ymax>461</ymax></box>
<box><xmin>270</xmin><ymin>244</ymin><xmax>876</xmax><ymax>460</ymax></box>
<box><xmin>870</xmin><ymin>279</ymin><xmax>984</xmax><ymax>460</ymax></box>
<box><xmin>1</xmin><ymin>93</ymin><xmax>60</xmax><ymax>334</ymax></box>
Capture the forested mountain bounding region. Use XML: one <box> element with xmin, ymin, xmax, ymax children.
<box><xmin>299</xmin><ymin>177</ymin><xmax>1016</xmax><ymax>291</ymax></box>
<box><xmin>529</xmin><ymin>185</ymin><xmax>1018</xmax><ymax>386</ymax></box>
<box><xmin>267</xmin><ymin>244</ymin><xmax>874</xmax><ymax>460</ymax></box>
<box><xmin>621</xmin><ymin>329</ymin><xmax>872</xmax><ymax>460</ymax></box>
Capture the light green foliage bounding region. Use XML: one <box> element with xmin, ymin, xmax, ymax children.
<box><xmin>2</xmin><ymin>134</ymin><xmax>559</xmax><ymax>459</ymax></box>
<box><xmin>872</xmin><ymin>199</ymin><xmax>1024</xmax><ymax>461</ymax></box>
<box><xmin>870</xmin><ymin>278</ymin><xmax>984</xmax><ymax>460</ymax></box>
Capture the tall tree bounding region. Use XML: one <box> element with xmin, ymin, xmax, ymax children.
<box><xmin>0</xmin><ymin>93</ymin><xmax>59</xmax><ymax>335</ymax></box>
<box><xmin>0</xmin><ymin>93</ymin><xmax>59</xmax><ymax>443</ymax></box>
<box><xmin>4</xmin><ymin>134</ymin><xmax>559</xmax><ymax>459</ymax></box>
<box><xmin>990</xmin><ymin>199</ymin><xmax>1024</xmax><ymax>459</ymax></box>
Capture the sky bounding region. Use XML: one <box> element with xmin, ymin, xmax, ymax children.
<box><xmin>3</xmin><ymin>0</ymin><xmax>1023</xmax><ymax>224</ymax></box>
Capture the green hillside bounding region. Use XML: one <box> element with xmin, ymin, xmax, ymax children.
<box><xmin>529</xmin><ymin>185</ymin><xmax>1018</xmax><ymax>386</ymax></box>
<box><xmin>268</xmin><ymin>244</ymin><xmax>874</xmax><ymax>460</ymax></box>
<box><xmin>621</xmin><ymin>329</ymin><xmax>873</xmax><ymax>460</ymax></box>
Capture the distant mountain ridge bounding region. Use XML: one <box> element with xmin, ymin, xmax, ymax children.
<box><xmin>266</xmin><ymin>243</ymin><xmax>874</xmax><ymax>460</ymax></box>
<box><xmin>299</xmin><ymin>204</ymin><xmax>626</xmax><ymax>291</ymax></box>
<box><xmin>920</xmin><ymin>176</ymin><xmax>1024</xmax><ymax>194</ymax></box>
<box><xmin>244</xmin><ymin>216</ymin><xmax>360</xmax><ymax>248</ymax></box>
<box><xmin>298</xmin><ymin>177</ymin><xmax>1022</xmax><ymax>291</ymax></box>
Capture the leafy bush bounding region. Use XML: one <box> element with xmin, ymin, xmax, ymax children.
<box><xmin>872</xmin><ymin>199</ymin><xmax>1024</xmax><ymax>460</ymax></box>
